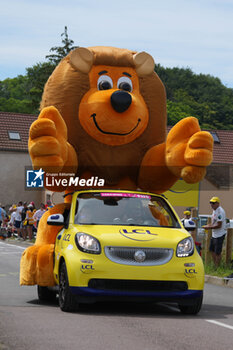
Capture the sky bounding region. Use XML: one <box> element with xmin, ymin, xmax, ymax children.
<box><xmin>1</xmin><ymin>0</ymin><xmax>233</xmax><ymax>88</ymax></box>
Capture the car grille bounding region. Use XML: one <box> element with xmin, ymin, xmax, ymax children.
<box><xmin>88</xmin><ymin>279</ymin><xmax>188</xmax><ymax>292</ymax></box>
<box><xmin>104</xmin><ymin>246</ymin><xmax>173</xmax><ymax>266</ymax></box>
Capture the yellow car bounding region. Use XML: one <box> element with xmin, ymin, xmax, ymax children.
<box><xmin>43</xmin><ymin>190</ymin><xmax>204</xmax><ymax>314</ymax></box>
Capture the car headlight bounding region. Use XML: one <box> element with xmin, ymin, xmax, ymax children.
<box><xmin>176</xmin><ymin>237</ymin><xmax>194</xmax><ymax>257</ymax></box>
<box><xmin>75</xmin><ymin>233</ymin><xmax>101</xmax><ymax>254</ymax></box>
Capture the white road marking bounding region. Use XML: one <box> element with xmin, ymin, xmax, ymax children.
<box><xmin>0</xmin><ymin>272</ymin><xmax>19</xmax><ymax>277</ymax></box>
<box><xmin>206</xmin><ymin>320</ymin><xmax>233</xmax><ymax>330</ymax></box>
<box><xmin>0</xmin><ymin>242</ymin><xmax>25</xmax><ymax>250</ymax></box>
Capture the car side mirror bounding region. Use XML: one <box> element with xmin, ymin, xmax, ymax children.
<box><xmin>47</xmin><ymin>214</ymin><xmax>65</xmax><ymax>226</ymax></box>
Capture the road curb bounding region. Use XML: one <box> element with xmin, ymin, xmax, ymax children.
<box><xmin>205</xmin><ymin>275</ymin><xmax>233</xmax><ymax>288</ymax></box>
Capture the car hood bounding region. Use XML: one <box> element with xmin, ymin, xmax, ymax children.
<box><xmin>71</xmin><ymin>224</ymin><xmax>189</xmax><ymax>248</ymax></box>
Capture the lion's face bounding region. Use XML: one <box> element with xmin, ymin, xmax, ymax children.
<box><xmin>78</xmin><ymin>65</ymin><xmax>149</xmax><ymax>146</ymax></box>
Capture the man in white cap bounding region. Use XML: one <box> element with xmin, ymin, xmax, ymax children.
<box><xmin>203</xmin><ymin>196</ymin><xmax>226</xmax><ymax>267</ymax></box>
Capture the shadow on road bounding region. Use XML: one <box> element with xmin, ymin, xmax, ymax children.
<box><xmin>25</xmin><ymin>298</ymin><xmax>233</xmax><ymax>319</ymax></box>
<box><xmin>27</xmin><ymin>298</ymin><xmax>59</xmax><ymax>307</ymax></box>
<box><xmin>79</xmin><ymin>301</ymin><xmax>233</xmax><ymax>319</ymax></box>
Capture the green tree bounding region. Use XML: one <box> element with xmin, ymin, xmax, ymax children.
<box><xmin>26</xmin><ymin>62</ymin><xmax>56</xmax><ymax>112</ymax></box>
<box><xmin>1</xmin><ymin>35</ymin><xmax>233</xmax><ymax>130</ymax></box>
<box><xmin>0</xmin><ymin>27</ymin><xmax>77</xmax><ymax>114</ymax></box>
<box><xmin>166</xmin><ymin>100</ymin><xmax>191</xmax><ymax>125</ymax></box>
<box><xmin>0</xmin><ymin>75</ymin><xmax>34</xmax><ymax>113</ymax></box>
<box><xmin>0</xmin><ymin>76</ymin><xmax>30</xmax><ymax>100</ymax></box>
<box><xmin>45</xmin><ymin>26</ymin><xmax>78</xmax><ymax>65</ymax></box>
<box><xmin>0</xmin><ymin>97</ymin><xmax>33</xmax><ymax>114</ymax></box>
<box><xmin>155</xmin><ymin>63</ymin><xmax>233</xmax><ymax>130</ymax></box>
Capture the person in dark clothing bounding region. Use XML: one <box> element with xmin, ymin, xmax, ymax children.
<box><xmin>21</xmin><ymin>202</ymin><xmax>28</xmax><ymax>240</ymax></box>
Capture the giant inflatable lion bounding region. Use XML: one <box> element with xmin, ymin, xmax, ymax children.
<box><xmin>20</xmin><ymin>46</ymin><xmax>213</xmax><ymax>286</ymax></box>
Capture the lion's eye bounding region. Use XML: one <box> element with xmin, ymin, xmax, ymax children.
<box><xmin>117</xmin><ymin>77</ymin><xmax>133</xmax><ymax>92</ymax></box>
<box><xmin>97</xmin><ymin>75</ymin><xmax>113</xmax><ymax>90</ymax></box>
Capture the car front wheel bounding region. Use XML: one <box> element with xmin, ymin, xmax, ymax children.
<box><xmin>178</xmin><ymin>294</ymin><xmax>203</xmax><ymax>315</ymax></box>
<box><xmin>59</xmin><ymin>261</ymin><xmax>78</xmax><ymax>312</ymax></box>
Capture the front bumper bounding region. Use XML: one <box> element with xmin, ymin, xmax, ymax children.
<box><xmin>70</xmin><ymin>285</ymin><xmax>203</xmax><ymax>304</ymax></box>
<box><xmin>55</xmin><ymin>244</ymin><xmax>204</xmax><ymax>303</ymax></box>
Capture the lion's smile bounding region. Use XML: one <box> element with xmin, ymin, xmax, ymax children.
<box><xmin>91</xmin><ymin>113</ymin><xmax>141</xmax><ymax>136</ymax></box>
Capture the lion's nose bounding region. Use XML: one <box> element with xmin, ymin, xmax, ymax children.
<box><xmin>111</xmin><ymin>91</ymin><xmax>132</xmax><ymax>113</ymax></box>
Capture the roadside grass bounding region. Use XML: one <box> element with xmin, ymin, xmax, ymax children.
<box><xmin>202</xmin><ymin>246</ymin><xmax>233</xmax><ymax>277</ymax></box>
<box><xmin>200</xmin><ymin>235</ymin><xmax>233</xmax><ymax>277</ymax></box>
<box><xmin>203</xmin><ymin>261</ymin><xmax>233</xmax><ymax>278</ymax></box>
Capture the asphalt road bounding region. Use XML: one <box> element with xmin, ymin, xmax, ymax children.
<box><xmin>0</xmin><ymin>240</ymin><xmax>233</xmax><ymax>350</ymax></box>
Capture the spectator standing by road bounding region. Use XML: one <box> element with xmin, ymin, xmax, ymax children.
<box><xmin>181</xmin><ymin>210</ymin><xmax>191</xmax><ymax>225</ymax></box>
<box><xmin>29</xmin><ymin>202</ymin><xmax>36</xmax><ymax>210</ymax></box>
<box><xmin>203</xmin><ymin>196</ymin><xmax>227</xmax><ymax>267</ymax></box>
<box><xmin>0</xmin><ymin>204</ymin><xmax>6</xmax><ymax>227</ymax></box>
<box><xmin>181</xmin><ymin>209</ymin><xmax>201</xmax><ymax>253</ymax></box>
<box><xmin>21</xmin><ymin>202</ymin><xmax>28</xmax><ymax>240</ymax></box>
<box><xmin>8</xmin><ymin>207</ymin><xmax>16</xmax><ymax>237</ymax></box>
<box><xmin>28</xmin><ymin>202</ymin><xmax>37</xmax><ymax>235</ymax></box>
<box><xmin>33</xmin><ymin>203</ymin><xmax>46</xmax><ymax>228</ymax></box>
<box><xmin>25</xmin><ymin>204</ymin><xmax>36</xmax><ymax>240</ymax></box>
<box><xmin>12</xmin><ymin>201</ymin><xmax>24</xmax><ymax>239</ymax></box>
<box><xmin>0</xmin><ymin>204</ymin><xmax>7</xmax><ymax>239</ymax></box>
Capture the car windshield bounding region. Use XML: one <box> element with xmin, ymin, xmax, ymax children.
<box><xmin>74</xmin><ymin>192</ymin><xmax>180</xmax><ymax>228</ymax></box>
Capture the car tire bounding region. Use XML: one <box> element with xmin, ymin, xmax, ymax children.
<box><xmin>37</xmin><ymin>285</ymin><xmax>57</xmax><ymax>302</ymax></box>
<box><xmin>59</xmin><ymin>261</ymin><xmax>78</xmax><ymax>312</ymax></box>
<box><xmin>178</xmin><ymin>294</ymin><xmax>203</xmax><ymax>315</ymax></box>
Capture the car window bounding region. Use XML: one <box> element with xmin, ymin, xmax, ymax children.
<box><xmin>74</xmin><ymin>192</ymin><xmax>180</xmax><ymax>228</ymax></box>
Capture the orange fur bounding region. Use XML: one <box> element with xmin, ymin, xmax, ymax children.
<box><xmin>20</xmin><ymin>203</ymin><xmax>70</xmax><ymax>286</ymax></box>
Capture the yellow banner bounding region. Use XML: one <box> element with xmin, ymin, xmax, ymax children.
<box><xmin>164</xmin><ymin>179</ymin><xmax>199</xmax><ymax>207</ymax></box>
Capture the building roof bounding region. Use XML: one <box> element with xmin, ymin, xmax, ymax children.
<box><xmin>207</xmin><ymin>130</ymin><xmax>233</xmax><ymax>165</ymax></box>
<box><xmin>166</xmin><ymin>127</ymin><xmax>233</xmax><ymax>165</ymax></box>
<box><xmin>0</xmin><ymin>112</ymin><xmax>233</xmax><ymax>164</ymax></box>
<box><xmin>0</xmin><ymin>111</ymin><xmax>37</xmax><ymax>151</ymax></box>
